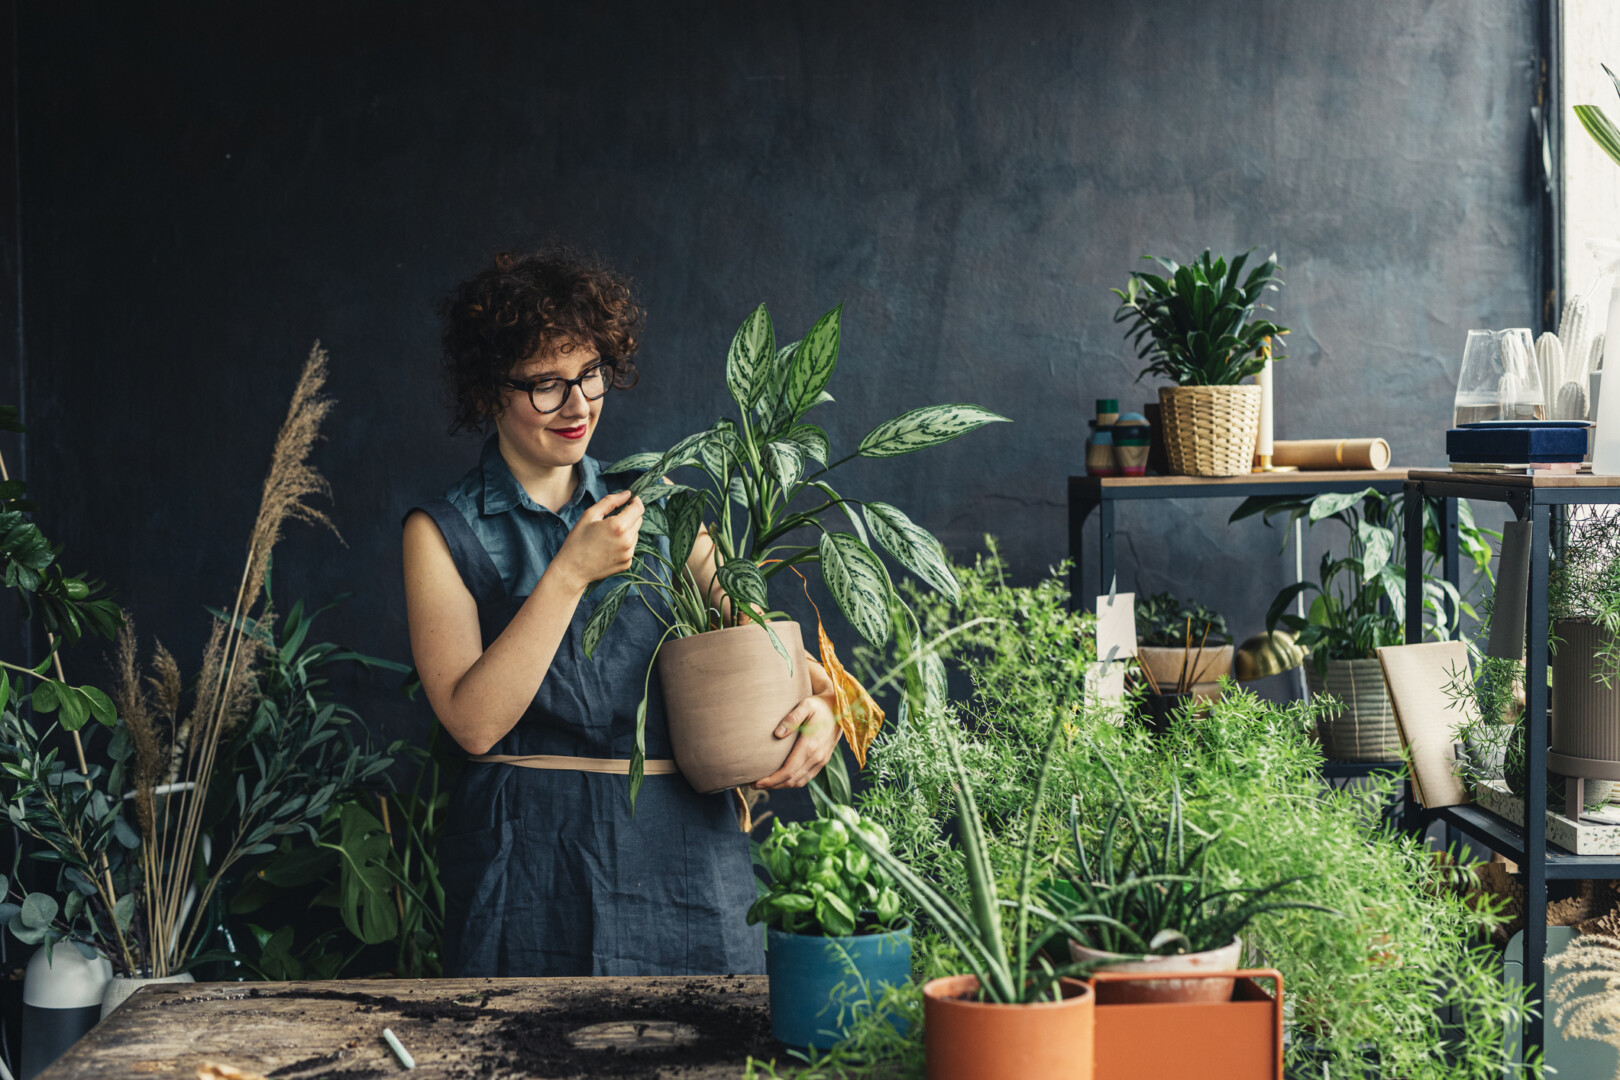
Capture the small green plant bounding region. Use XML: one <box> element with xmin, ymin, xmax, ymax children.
<box><xmin>748</xmin><ymin>813</ymin><xmax>905</xmax><ymax>938</ymax></box>
<box><xmin>1055</xmin><ymin>768</ymin><xmax>1336</xmax><ymax>957</ymax></box>
<box><xmin>1240</xmin><ymin>488</ymin><xmax>1496</xmax><ymax>673</ymax></box>
<box><xmin>587</xmin><ymin>302</ymin><xmax>1008</xmax><ymax>806</ymax></box>
<box><xmin>1575</xmin><ymin>64</ymin><xmax>1620</xmax><ymax>169</ymax></box>
<box><xmin>1113</xmin><ymin>249</ymin><xmax>1287</xmax><ymax>386</ymax></box>
<box><xmin>1134</xmin><ymin>592</ymin><xmax>1228</xmax><ymax>648</ymax></box>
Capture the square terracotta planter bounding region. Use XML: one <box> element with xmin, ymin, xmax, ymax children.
<box><xmin>1090</xmin><ymin>969</ymin><xmax>1282</xmax><ymax>1080</ymax></box>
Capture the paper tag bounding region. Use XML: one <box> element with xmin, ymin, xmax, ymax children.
<box><xmin>1487</xmin><ymin>520</ymin><xmax>1531</xmax><ymax>661</ymax></box>
<box><xmin>1095</xmin><ymin>591</ymin><xmax>1137</xmax><ymax>663</ymax></box>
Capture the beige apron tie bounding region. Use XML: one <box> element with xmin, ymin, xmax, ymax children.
<box><xmin>469</xmin><ymin>753</ymin><xmax>679</xmax><ymax>774</ymax></box>
<box><xmin>469</xmin><ymin>753</ymin><xmax>755</xmax><ymax>832</ymax></box>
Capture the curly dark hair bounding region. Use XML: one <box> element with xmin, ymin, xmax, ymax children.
<box><xmin>439</xmin><ymin>248</ymin><xmax>644</xmax><ymax>434</ymax></box>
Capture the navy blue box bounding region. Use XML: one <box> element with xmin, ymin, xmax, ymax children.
<box><xmin>1446</xmin><ymin>423</ymin><xmax>1588</xmax><ymax>464</ymax></box>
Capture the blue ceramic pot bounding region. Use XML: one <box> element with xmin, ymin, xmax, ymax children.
<box><xmin>767</xmin><ymin>924</ymin><xmax>913</xmax><ymax>1050</ymax></box>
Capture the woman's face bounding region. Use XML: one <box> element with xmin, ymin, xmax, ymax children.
<box><xmin>491</xmin><ymin>341</ymin><xmax>608</xmax><ymax>470</ymax></box>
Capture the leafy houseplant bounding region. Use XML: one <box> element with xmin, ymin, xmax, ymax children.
<box><xmin>1243</xmin><ymin>487</ymin><xmax>1496</xmax><ymax>761</ymax></box>
<box><xmin>1057</xmin><ymin>769</ymin><xmax>1336</xmax><ymax>1004</ymax></box>
<box><xmin>588</xmin><ymin>302</ymin><xmax>1007</xmax><ymax>807</ymax></box>
<box><xmin>1574</xmin><ymin>63</ymin><xmax>1620</xmax><ymax>169</ymax></box>
<box><xmin>1113</xmin><ymin>250</ymin><xmax>1286</xmax><ymax>477</ymax></box>
<box><xmin>1542</xmin><ymin>511</ymin><xmax>1620</xmax><ymax>793</ymax></box>
<box><xmin>749</xmin><ymin>813</ymin><xmax>910</xmax><ymax>1050</ymax></box>
<box><xmin>1134</xmin><ymin>592</ymin><xmax>1231</xmax><ymax>697</ymax></box>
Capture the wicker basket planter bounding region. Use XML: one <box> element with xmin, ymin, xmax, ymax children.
<box><xmin>1157</xmin><ymin>385</ymin><xmax>1262</xmax><ymax>477</ymax></box>
<box><xmin>1306</xmin><ymin>658</ymin><xmax>1400</xmax><ymax>762</ymax></box>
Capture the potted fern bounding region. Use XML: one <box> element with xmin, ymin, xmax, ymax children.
<box><xmin>1112</xmin><ymin>250</ymin><xmax>1285</xmax><ymax>477</ymax></box>
<box><xmin>588</xmin><ymin>302</ymin><xmax>1007</xmax><ymax>807</ymax></box>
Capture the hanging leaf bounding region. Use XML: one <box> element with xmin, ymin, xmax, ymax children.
<box><xmin>781</xmin><ymin>304</ymin><xmax>842</xmax><ymax>423</ymax></box>
<box><xmin>818</xmin><ymin>533</ymin><xmax>892</xmax><ymax>647</ymax></box>
<box><xmin>57</xmin><ymin>685</ymin><xmax>90</xmax><ymax>732</ymax></box>
<box><xmin>864</xmin><ymin>502</ymin><xmax>959</xmax><ymax>602</ymax></box>
<box><xmin>764</xmin><ymin>441</ymin><xmax>805</xmax><ymax>493</ymax></box>
<box><xmin>584</xmin><ymin>581</ymin><xmax>634</xmax><ymax>660</ymax></box>
<box><xmin>30</xmin><ymin>680</ymin><xmax>58</xmax><ymax>715</ymax></box>
<box><xmin>921</xmin><ymin>649</ymin><xmax>949</xmax><ymax>713</ymax></box>
<box><xmin>781</xmin><ymin>423</ymin><xmax>830</xmax><ymax>466</ymax></box>
<box><xmin>628</xmin><ymin>695</ymin><xmax>648</xmax><ymax>813</ymax></box>
<box><xmin>856</xmin><ymin>404</ymin><xmax>1009</xmax><ymax>459</ymax></box>
<box><xmin>700</xmin><ymin>424</ymin><xmax>743</xmax><ymax>479</ymax></box>
<box><xmin>639</xmin><ymin>500</ymin><xmax>669</xmax><ymax>538</ymax></box>
<box><xmin>604</xmin><ymin>451</ymin><xmax>664</xmax><ymax>475</ymax></box>
<box><xmin>1357</xmin><ymin>519</ymin><xmax>1394</xmax><ymax>582</ymax></box>
<box><xmin>814</xmin><ymin>616</ymin><xmax>886</xmax><ymax>768</ymax></box>
<box><xmin>1308</xmin><ymin>488</ymin><xmax>1376</xmax><ymax>523</ymax></box>
<box><xmin>726</xmin><ymin>303</ymin><xmax>776</xmax><ymax>412</ymax></box>
<box><xmin>668</xmin><ymin>491</ymin><xmax>704</xmax><ymax>569</ymax></box>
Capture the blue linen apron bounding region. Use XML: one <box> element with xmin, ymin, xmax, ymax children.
<box><xmin>405</xmin><ymin>448</ymin><xmax>763</xmax><ymax>977</ymax></box>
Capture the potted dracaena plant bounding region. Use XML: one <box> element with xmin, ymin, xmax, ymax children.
<box><xmin>1113</xmin><ymin>249</ymin><xmax>1286</xmax><ymax>477</ymax></box>
<box><xmin>586</xmin><ymin>302</ymin><xmax>1007</xmax><ymax>808</ymax></box>
<box><xmin>748</xmin><ymin>810</ymin><xmax>910</xmax><ymax>1051</ymax></box>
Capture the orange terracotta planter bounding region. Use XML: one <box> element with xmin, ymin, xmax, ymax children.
<box><xmin>921</xmin><ymin>975</ymin><xmax>1094</xmax><ymax>1080</ymax></box>
<box><xmin>1091</xmin><ymin>969</ymin><xmax>1283</xmax><ymax>1080</ymax></box>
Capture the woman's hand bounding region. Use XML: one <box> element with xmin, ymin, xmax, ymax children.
<box><xmin>550</xmin><ymin>490</ymin><xmax>643</xmax><ymax>592</ymax></box>
<box><xmin>753</xmin><ymin>686</ymin><xmax>842</xmax><ymax>790</ymax></box>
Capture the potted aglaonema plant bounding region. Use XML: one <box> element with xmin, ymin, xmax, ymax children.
<box><xmin>1113</xmin><ymin>250</ymin><xmax>1285</xmax><ymax>477</ymax></box>
<box><xmin>588</xmin><ymin>301</ymin><xmax>1007</xmax><ymax>806</ymax></box>
<box><xmin>747</xmin><ymin>811</ymin><xmax>910</xmax><ymax>1050</ymax></box>
<box><xmin>1056</xmin><ymin>767</ymin><xmax>1335</xmax><ymax>1005</ymax></box>
<box><xmin>815</xmin><ymin>709</ymin><xmax>1145</xmax><ymax>1080</ymax></box>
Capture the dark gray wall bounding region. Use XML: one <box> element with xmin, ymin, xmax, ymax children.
<box><xmin>12</xmin><ymin>1</ymin><xmax>1538</xmax><ymax>738</ymax></box>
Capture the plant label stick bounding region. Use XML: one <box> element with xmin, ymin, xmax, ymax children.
<box><xmin>1095</xmin><ymin>592</ymin><xmax>1137</xmax><ymax>662</ymax></box>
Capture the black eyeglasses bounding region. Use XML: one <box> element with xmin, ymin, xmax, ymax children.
<box><xmin>502</xmin><ymin>363</ymin><xmax>614</xmax><ymax>414</ymax></box>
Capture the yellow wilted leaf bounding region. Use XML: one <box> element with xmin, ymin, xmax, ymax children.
<box><xmin>816</xmin><ymin>616</ymin><xmax>885</xmax><ymax>768</ymax></box>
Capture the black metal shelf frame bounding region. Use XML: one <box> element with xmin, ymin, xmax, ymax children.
<box><xmin>1402</xmin><ymin>477</ymin><xmax>1620</xmax><ymax>1066</ymax></box>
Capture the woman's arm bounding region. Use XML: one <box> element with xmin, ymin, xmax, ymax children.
<box><xmin>403</xmin><ymin>491</ymin><xmax>643</xmax><ymax>755</ymax></box>
<box><xmin>752</xmin><ymin>655</ymin><xmax>843</xmax><ymax>790</ymax></box>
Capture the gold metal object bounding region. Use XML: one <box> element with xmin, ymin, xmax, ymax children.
<box><xmin>1252</xmin><ymin>454</ymin><xmax>1299</xmax><ymax>473</ymax></box>
<box><xmin>1234</xmin><ymin>630</ymin><xmax>1307</xmax><ymax>681</ymax></box>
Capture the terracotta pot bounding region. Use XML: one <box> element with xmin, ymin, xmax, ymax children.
<box><xmin>657</xmin><ymin>621</ymin><xmax>811</xmax><ymax>793</ymax></box>
<box><xmin>1137</xmin><ymin>644</ymin><xmax>1233</xmax><ymax>693</ymax></box>
<box><xmin>921</xmin><ymin>974</ymin><xmax>1094</xmax><ymax>1080</ymax></box>
<box><xmin>1067</xmin><ymin>935</ymin><xmax>1241</xmax><ymax>1004</ymax></box>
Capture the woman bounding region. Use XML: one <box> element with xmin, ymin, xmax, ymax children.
<box><xmin>402</xmin><ymin>250</ymin><xmax>843</xmax><ymax>977</ymax></box>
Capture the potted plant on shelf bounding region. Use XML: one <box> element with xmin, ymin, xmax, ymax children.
<box><xmin>1544</xmin><ymin>512</ymin><xmax>1620</xmax><ymax>800</ymax></box>
<box><xmin>1057</xmin><ymin>768</ymin><xmax>1336</xmax><ymax>1005</ymax></box>
<box><xmin>1112</xmin><ymin>250</ymin><xmax>1285</xmax><ymax>477</ymax></box>
<box><xmin>589</xmin><ymin>302</ymin><xmax>1008</xmax><ymax>806</ymax></box>
<box><xmin>748</xmin><ymin>810</ymin><xmax>911</xmax><ymax>1051</ymax></box>
<box><xmin>1134</xmin><ymin>592</ymin><xmax>1231</xmax><ymax>713</ymax></box>
<box><xmin>1238</xmin><ymin>487</ymin><xmax>1496</xmax><ymax>761</ymax></box>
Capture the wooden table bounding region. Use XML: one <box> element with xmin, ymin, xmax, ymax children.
<box><xmin>40</xmin><ymin>976</ymin><xmax>783</xmax><ymax>1080</ymax></box>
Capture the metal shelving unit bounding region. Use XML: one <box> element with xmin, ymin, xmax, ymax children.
<box><xmin>1402</xmin><ymin>469</ymin><xmax>1620</xmax><ymax>1066</ymax></box>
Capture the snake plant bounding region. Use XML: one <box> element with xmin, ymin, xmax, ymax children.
<box><xmin>587</xmin><ymin>302</ymin><xmax>1008</xmax><ymax>808</ymax></box>
<box><xmin>1113</xmin><ymin>249</ymin><xmax>1287</xmax><ymax>386</ymax></box>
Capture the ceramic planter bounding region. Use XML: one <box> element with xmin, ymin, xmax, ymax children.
<box><xmin>101</xmin><ymin>971</ymin><xmax>195</xmax><ymax>1018</ymax></box>
<box><xmin>1137</xmin><ymin>644</ymin><xmax>1233</xmax><ymax>696</ymax></box>
<box><xmin>1091</xmin><ymin>969</ymin><xmax>1283</xmax><ymax>1080</ymax></box>
<box><xmin>1550</xmin><ymin>617</ymin><xmax>1620</xmax><ymax>782</ymax></box>
<box><xmin>921</xmin><ymin>974</ymin><xmax>1094</xmax><ymax>1080</ymax></box>
<box><xmin>21</xmin><ymin>944</ymin><xmax>111</xmax><ymax>1080</ymax></box>
<box><xmin>657</xmin><ymin>621</ymin><xmax>812</xmax><ymax>793</ymax></box>
<box><xmin>767</xmin><ymin>924</ymin><xmax>911</xmax><ymax>1049</ymax></box>
<box><xmin>1067</xmin><ymin>935</ymin><xmax>1242</xmax><ymax>1004</ymax></box>
<box><xmin>1306</xmin><ymin>658</ymin><xmax>1400</xmax><ymax>762</ymax></box>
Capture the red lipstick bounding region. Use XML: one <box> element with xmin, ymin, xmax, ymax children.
<box><xmin>551</xmin><ymin>423</ymin><xmax>588</xmax><ymax>440</ymax></box>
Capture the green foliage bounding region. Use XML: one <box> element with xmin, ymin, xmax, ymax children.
<box><xmin>589</xmin><ymin>303</ymin><xmax>1008</xmax><ymax>807</ymax></box>
<box><xmin>1574</xmin><ymin>64</ymin><xmax>1620</xmax><ymax>169</ymax></box>
<box><xmin>1134</xmin><ymin>592</ymin><xmax>1228</xmax><ymax>647</ymax></box>
<box><xmin>834</xmin><ymin>547</ymin><xmax>1537</xmax><ymax>1079</ymax></box>
<box><xmin>1239</xmin><ymin>489</ymin><xmax>1496</xmax><ymax>672</ymax></box>
<box><xmin>748</xmin><ymin>812</ymin><xmax>905</xmax><ymax>937</ymax></box>
<box><xmin>1113</xmin><ymin>250</ymin><xmax>1287</xmax><ymax>386</ymax></box>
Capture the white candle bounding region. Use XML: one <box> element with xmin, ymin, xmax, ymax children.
<box><xmin>1257</xmin><ymin>351</ymin><xmax>1275</xmax><ymax>459</ymax></box>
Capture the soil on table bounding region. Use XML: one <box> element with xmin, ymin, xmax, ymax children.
<box><xmin>259</xmin><ymin>978</ymin><xmax>780</xmax><ymax>1079</ymax></box>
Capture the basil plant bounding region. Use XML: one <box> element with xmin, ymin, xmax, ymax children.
<box><xmin>586</xmin><ymin>302</ymin><xmax>1008</xmax><ymax>807</ymax></box>
<box><xmin>747</xmin><ymin>812</ymin><xmax>904</xmax><ymax>937</ymax></box>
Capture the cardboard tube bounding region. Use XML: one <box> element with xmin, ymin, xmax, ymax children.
<box><xmin>1267</xmin><ymin>438</ymin><xmax>1391</xmax><ymax>470</ymax></box>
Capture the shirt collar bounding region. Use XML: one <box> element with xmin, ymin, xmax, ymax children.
<box><xmin>479</xmin><ymin>435</ymin><xmax>605</xmax><ymax>517</ymax></box>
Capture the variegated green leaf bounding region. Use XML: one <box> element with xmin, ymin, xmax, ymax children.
<box><xmin>864</xmin><ymin>502</ymin><xmax>958</xmax><ymax>602</ymax></box>
<box><xmin>1308</xmin><ymin>488</ymin><xmax>1376</xmax><ymax>522</ymax></box>
<box><xmin>819</xmin><ymin>532</ymin><xmax>892</xmax><ymax>647</ymax></box>
<box><xmin>700</xmin><ymin>423</ymin><xmax>742</xmax><ymax>479</ymax></box>
<box><xmin>640</xmin><ymin>483</ymin><xmax>696</xmax><ymax>504</ymax></box>
<box><xmin>640</xmin><ymin>501</ymin><xmax>669</xmax><ymax>537</ymax></box>
<box><xmin>808</xmin><ymin>481</ymin><xmax>868</xmax><ymax>546</ymax></box>
<box><xmin>765</xmin><ymin>441</ymin><xmax>805</xmax><ymax>492</ymax></box>
<box><xmin>856</xmin><ymin>404</ymin><xmax>1009</xmax><ymax>459</ymax></box>
<box><xmin>782</xmin><ymin>305</ymin><xmax>841</xmax><ymax>423</ymax></box>
<box><xmin>583</xmin><ymin>580</ymin><xmax>634</xmax><ymax>659</ymax></box>
<box><xmin>726</xmin><ymin>303</ymin><xmax>775</xmax><ymax>412</ymax></box>
<box><xmin>729</xmin><ymin>475</ymin><xmax>748</xmax><ymax>507</ymax></box>
<box><xmin>668</xmin><ymin>490</ymin><xmax>704</xmax><ymax>569</ymax></box>
<box><xmin>922</xmin><ymin>650</ymin><xmax>948</xmax><ymax>712</ymax></box>
<box><xmin>756</xmin><ymin>341</ymin><xmax>800</xmax><ymax>434</ymax></box>
<box><xmin>1576</xmin><ymin>104</ymin><xmax>1620</xmax><ymax>169</ymax></box>
<box><xmin>1357</xmin><ymin>519</ymin><xmax>1394</xmax><ymax>582</ymax></box>
<box><xmin>628</xmin><ymin>695</ymin><xmax>648</xmax><ymax>813</ymax></box>
<box><xmin>781</xmin><ymin>423</ymin><xmax>830</xmax><ymax>465</ymax></box>
<box><xmin>605</xmin><ymin>451</ymin><xmax>664</xmax><ymax>475</ymax></box>
<box><xmin>717</xmin><ymin>558</ymin><xmax>770</xmax><ymax>614</ymax></box>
